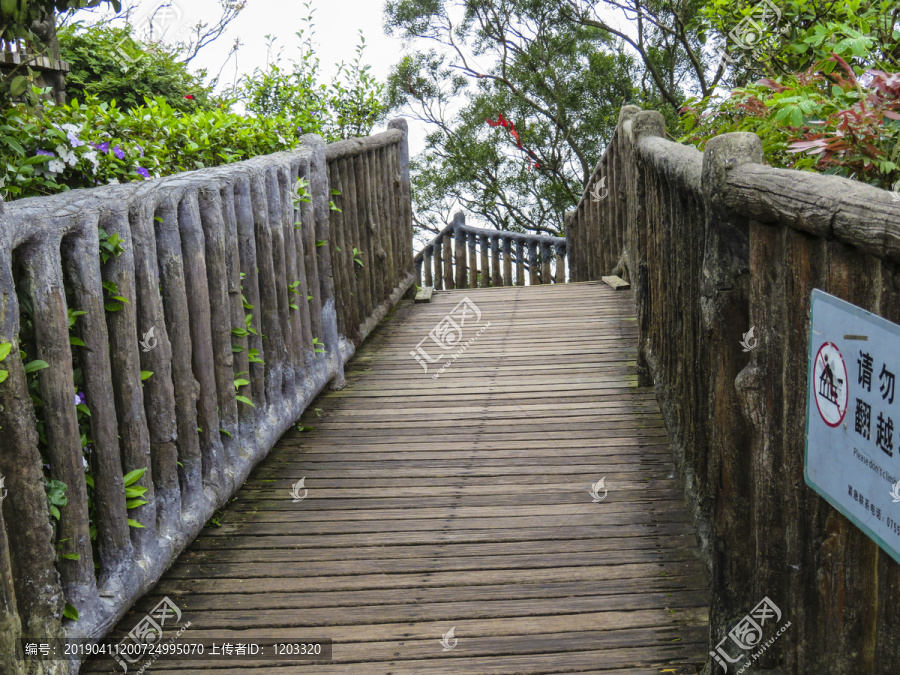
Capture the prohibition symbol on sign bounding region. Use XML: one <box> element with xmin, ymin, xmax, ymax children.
<box><xmin>813</xmin><ymin>342</ymin><xmax>848</xmax><ymax>427</ymax></box>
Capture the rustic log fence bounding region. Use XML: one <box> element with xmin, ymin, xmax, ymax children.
<box><xmin>568</xmin><ymin>105</ymin><xmax>900</xmax><ymax>671</ymax></box>
<box><xmin>0</xmin><ymin>120</ymin><xmax>413</xmax><ymax>674</ymax></box>
<box><xmin>414</xmin><ymin>212</ymin><xmax>567</xmax><ymax>289</ymax></box>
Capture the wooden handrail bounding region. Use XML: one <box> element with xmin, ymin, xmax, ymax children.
<box><xmin>414</xmin><ymin>212</ymin><xmax>567</xmax><ymax>288</ymax></box>
<box><xmin>0</xmin><ymin>120</ymin><xmax>414</xmax><ymax>674</ymax></box>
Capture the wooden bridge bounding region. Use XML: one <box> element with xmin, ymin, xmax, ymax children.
<box><xmin>83</xmin><ymin>281</ymin><xmax>708</xmax><ymax>673</ymax></box>
<box><xmin>3</xmin><ymin>107</ymin><xmax>900</xmax><ymax>674</ymax></box>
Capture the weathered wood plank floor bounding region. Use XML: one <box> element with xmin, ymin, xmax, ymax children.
<box><xmin>85</xmin><ymin>281</ymin><xmax>708</xmax><ymax>674</ymax></box>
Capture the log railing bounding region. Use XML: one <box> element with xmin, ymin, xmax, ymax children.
<box><xmin>414</xmin><ymin>212</ymin><xmax>567</xmax><ymax>289</ymax></box>
<box><xmin>568</xmin><ymin>105</ymin><xmax>900</xmax><ymax>671</ymax></box>
<box><xmin>0</xmin><ymin>120</ymin><xmax>413</xmax><ymax>674</ymax></box>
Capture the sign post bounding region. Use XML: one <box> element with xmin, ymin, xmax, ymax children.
<box><xmin>805</xmin><ymin>289</ymin><xmax>900</xmax><ymax>564</ymax></box>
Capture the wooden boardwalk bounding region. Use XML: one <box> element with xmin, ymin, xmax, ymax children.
<box><xmin>85</xmin><ymin>281</ymin><xmax>708</xmax><ymax>674</ymax></box>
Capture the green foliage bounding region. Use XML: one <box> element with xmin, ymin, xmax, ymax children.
<box><xmin>682</xmin><ymin>2</ymin><xmax>900</xmax><ymax>187</ymax></box>
<box><xmin>45</xmin><ymin>478</ymin><xmax>67</xmax><ymax>520</ymax></box>
<box><xmin>0</xmin><ymin>0</ymin><xmax>119</xmax><ymax>41</ymax></box>
<box><xmin>123</xmin><ymin>467</ymin><xmax>149</xmax><ymax>510</ymax></box>
<box><xmin>238</xmin><ymin>4</ymin><xmax>386</xmax><ymax>141</ymax></box>
<box><xmin>0</xmin><ymin>341</ymin><xmax>11</xmax><ymax>384</ymax></box>
<box><xmin>234</xmin><ymin>371</ymin><xmax>254</xmax><ymax>407</ymax></box>
<box><xmin>0</xmin><ymin>92</ymin><xmax>304</xmax><ymax>201</ymax></box>
<box><xmin>58</xmin><ymin>23</ymin><xmax>216</xmax><ymax>112</ymax></box>
<box><xmin>696</xmin><ymin>0</ymin><xmax>899</xmax><ymax>84</ymax></box>
<box><xmin>385</xmin><ymin>0</ymin><xmax>640</xmax><ymax>236</ymax></box>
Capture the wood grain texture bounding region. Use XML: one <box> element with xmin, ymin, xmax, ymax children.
<box><xmin>84</xmin><ymin>281</ymin><xmax>707</xmax><ymax>674</ymax></box>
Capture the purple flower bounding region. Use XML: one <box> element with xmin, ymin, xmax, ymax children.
<box><xmin>67</xmin><ymin>131</ymin><xmax>85</xmax><ymax>148</ymax></box>
<box><xmin>135</xmin><ymin>166</ymin><xmax>150</xmax><ymax>179</ymax></box>
<box><xmin>36</xmin><ymin>149</ymin><xmax>54</xmax><ymax>157</ymax></box>
<box><xmin>112</xmin><ymin>146</ymin><xmax>125</xmax><ymax>160</ymax></box>
<box><xmin>297</xmin><ymin>126</ymin><xmax>303</xmax><ymax>134</ymax></box>
<box><xmin>93</xmin><ymin>141</ymin><xmax>110</xmax><ymax>154</ymax></box>
<box><xmin>137</xmin><ymin>145</ymin><xmax>144</xmax><ymax>158</ymax></box>
<box><xmin>75</xmin><ymin>392</ymin><xmax>86</xmax><ymax>406</ymax></box>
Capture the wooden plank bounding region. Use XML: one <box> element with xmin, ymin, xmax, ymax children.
<box><xmin>414</xmin><ymin>285</ymin><xmax>434</xmax><ymax>302</ymax></box>
<box><xmin>602</xmin><ymin>274</ymin><xmax>631</xmax><ymax>290</ymax></box>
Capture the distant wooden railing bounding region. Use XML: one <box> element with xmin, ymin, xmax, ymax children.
<box><xmin>0</xmin><ymin>120</ymin><xmax>413</xmax><ymax>674</ymax></box>
<box><xmin>568</xmin><ymin>105</ymin><xmax>900</xmax><ymax>672</ymax></box>
<box><xmin>414</xmin><ymin>212</ymin><xmax>567</xmax><ymax>289</ymax></box>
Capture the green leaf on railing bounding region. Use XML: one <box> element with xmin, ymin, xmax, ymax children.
<box><xmin>23</xmin><ymin>360</ymin><xmax>49</xmax><ymax>374</ymax></box>
<box><xmin>234</xmin><ymin>378</ymin><xmax>250</xmax><ymax>389</ymax></box>
<box><xmin>63</xmin><ymin>603</ymin><xmax>79</xmax><ymax>621</ymax></box>
<box><xmin>125</xmin><ymin>485</ymin><xmax>147</xmax><ymax>499</ymax></box>
<box><xmin>248</xmin><ymin>348</ymin><xmax>264</xmax><ymax>364</ymax></box>
<box><xmin>70</xmin><ymin>337</ymin><xmax>86</xmax><ymax>347</ymax></box>
<box><xmin>123</xmin><ymin>468</ymin><xmax>147</xmax><ymax>487</ymax></box>
<box><xmin>60</xmin><ymin>553</ymin><xmax>81</xmax><ymax>561</ymax></box>
<box><xmin>236</xmin><ymin>395</ymin><xmax>255</xmax><ymax>408</ymax></box>
<box><xmin>126</xmin><ymin>499</ymin><xmax>149</xmax><ymax>509</ymax></box>
<box><xmin>0</xmin><ymin>343</ymin><xmax>12</xmax><ymax>361</ymax></box>
<box><xmin>127</xmin><ymin>519</ymin><xmax>145</xmax><ymax>529</ymax></box>
<box><xmin>316</xmin><ymin>240</ymin><xmax>326</xmax><ymax>247</ymax></box>
<box><xmin>140</xmin><ymin>371</ymin><xmax>153</xmax><ymax>381</ymax></box>
<box><xmin>45</xmin><ymin>479</ymin><xmax>68</xmax><ymax>520</ymax></box>
<box><xmin>232</xmin><ymin>344</ymin><xmax>245</xmax><ymax>353</ymax></box>
<box><xmin>0</xmin><ymin>371</ymin><xmax>8</xmax><ymax>384</ymax></box>
<box><xmin>220</xmin><ymin>428</ymin><xmax>233</xmax><ymax>438</ymax></box>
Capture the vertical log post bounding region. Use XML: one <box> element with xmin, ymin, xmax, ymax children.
<box><xmin>503</xmin><ymin>237</ymin><xmax>512</xmax><ymax>286</ymax></box>
<box><xmin>528</xmin><ymin>240</ymin><xmax>539</xmax><ymax>285</ymax></box>
<box><xmin>541</xmin><ymin>240</ymin><xmax>552</xmax><ymax>284</ymax></box>
<box><xmin>454</xmin><ymin>214</ymin><xmax>467</xmax><ymax>289</ymax></box>
<box><xmin>434</xmin><ymin>235</ymin><xmax>443</xmax><ymax>290</ymax></box>
<box><xmin>479</xmin><ymin>234</ymin><xmax>490</xmax><ymax>288</ymax></box>
<box><xmin>516</xmin><ymin>240</ymin><xmax>525</xmax><ymax>286</ymax></box>
<box><xmin>491</xmin><ymin>236</ymin><xmax>502</xmax><ymax>286</ymax></box>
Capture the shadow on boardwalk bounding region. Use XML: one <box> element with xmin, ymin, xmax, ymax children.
<box><xmin>84</xmin><ymin>281</ymin><xmax>708</xmax><ymax>674</ymax></box>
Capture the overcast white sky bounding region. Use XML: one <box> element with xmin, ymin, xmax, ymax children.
<box><xmin>83</xmin><ymin>0</ymin><xmax>429</xmax><ymax>153</ymax></box>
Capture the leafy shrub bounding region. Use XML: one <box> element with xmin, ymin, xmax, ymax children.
<box><xmin>58</xmin><ymin>22</ymin><xmax>216</xmax><ymax>112</ymax></box>
<box><xmin>680</xmin><ymin>58</ymin><xmax>900</xmax><ymax>187</ymax></box>
<box><xmin>0</xmin><ymin>93</ymin><xmax>306</xmax><ymax>200</ymax></box>
<box><xmin>238</xmin><ymin>5</ymin><xmax>386</xmax><ymax>141</ymax></box>
<box><xmin>682</xmin><ymin>1</ymin><xmax>900</xmax><ymax>187</ymax></box>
